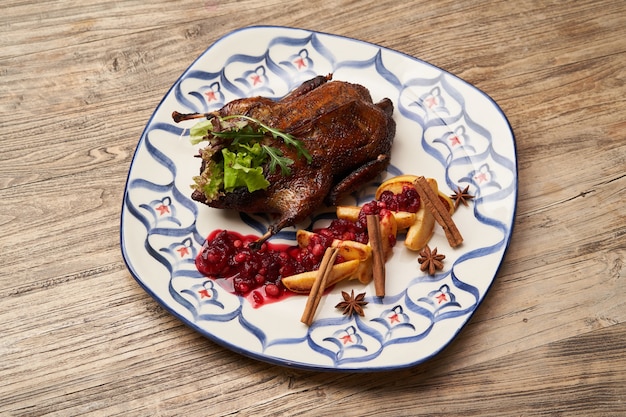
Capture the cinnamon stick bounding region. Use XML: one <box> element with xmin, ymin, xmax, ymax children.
<box><xmin>300</xmin><ymin>246</ymin><xmax>339</xmax><ymax>326</ymax></box>
<box><xmin>413</xmin><ymin>176</ymin><xmax>463</xmax><ymax>247</ymax></box>
<box><xmin>366</xmin><ymin>214</ymin><xmax>386</xmax><ymax>297</ymax></box>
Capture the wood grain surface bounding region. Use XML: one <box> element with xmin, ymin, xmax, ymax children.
<box><xmin>1</xmin><ymin>0</ymin><xmax>624</xmax><ymax>415</ymax></box>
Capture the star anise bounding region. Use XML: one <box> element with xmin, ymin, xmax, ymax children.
<box><xmin>335</xmin><ymin>290</ymin><xmax>368</xmax><ymax>317</ymax></box>
<box><xmin>417</xmin><ymin>245</ymin><xmax>445</xmax><ymax>275</ymax></box>
<box><xmin>450</xmin><ymin>185</ymin><xmax>474</xmax><ymax>209</ymax></box>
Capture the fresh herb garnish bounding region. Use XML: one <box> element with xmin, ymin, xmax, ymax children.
<box><xmin>189</xmin><ymin>114</ymin><xmax>312</xmax><ymax>201</ymax></box>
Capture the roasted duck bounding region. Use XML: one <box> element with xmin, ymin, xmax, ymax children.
<box><xmin>173</xmin><ymin>74</ymin><xmax>396</xmax><ymax>243</ymax></box>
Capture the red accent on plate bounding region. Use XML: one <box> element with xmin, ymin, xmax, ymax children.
<box><xmin>475</xmin><ymin>172</ymin><xmax>488</xmax><ymax>183</ymax></box>
<box><xmin>155</xmin><ymin>204</ymin><xmax>169</xmax><ymax>215</ymax></box>
<box><xmin>294</xmin><ymin>57</ymin><xmax>306</xmax><ymax>69</ymax></box>
<box><xmin>205</xmin><ymin>90</ymin><xmax>217</xmax><ymax>101</ymax></box>
<box><xmin>425</xmin><ymin>96</ymin><xmax>438</xmax><ymax>108</ymax></box>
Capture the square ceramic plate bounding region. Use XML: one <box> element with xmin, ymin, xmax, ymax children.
<box><xmin>121</xmin><ymin>26</ymin><xmax>517</xmax><ymax>371</ymax></box>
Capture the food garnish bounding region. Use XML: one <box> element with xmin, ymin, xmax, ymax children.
<box><xmin>450</xmin><ymin>185</ymin><xmax>474</xmax><ymax>209</ymax></box>
<box><xmin>335</xmin><ymin>290</ymin><xmax>368</xmax><ymax>317</ymax></box>
<box><xmin>366</xmin><ymin>214</ymin><xmax>386</xmax><ymax>297</ymax></box>
<box><xmin>282</xmin><ymin>258</ymin><xmax>361</xmax><ymax>294</ymax></box>
<box><xmin>369</xmin><ymin>175</ymin><xmax>455</xmax><ymax>251</ymax></box>
<box><xmin>417</xmin><ymin>245</ymin><xmax>445</xmax><ymax>275</ymax></box>
<box><xmin>185</xmin><ymin>114</ymin><xmax>312</xmax><ymax>201</ymax></box>
<box><xmin>301</xmin><ymin>247</ymin><xmax>340</xmax><ymax>326</ymax></box>
<box><xmin>413</xmin><ymin>176</ymin><xmax>463</xmax><ymax>247</ymax></box>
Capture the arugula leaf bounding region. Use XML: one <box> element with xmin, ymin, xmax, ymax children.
<box><xmin>262</xmin><ymin>145</ymin><xmax>294</xmax><ymax>175</ymax></box>
<box><xmin>222</xmin><ymin>115</ymin><xmax>313</xmax><ymax>164</ymax></box>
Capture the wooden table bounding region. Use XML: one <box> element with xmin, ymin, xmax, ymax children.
<box><xmin>2</xmin><ymin>1</ymin><xmax>625</xmax><ymax>415</ymax></box>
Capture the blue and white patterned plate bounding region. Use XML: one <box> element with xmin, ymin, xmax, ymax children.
<box><xmin>120</xmin><ymin>26</ymin><xmax>517</xmax><ymax>371</ymax></box>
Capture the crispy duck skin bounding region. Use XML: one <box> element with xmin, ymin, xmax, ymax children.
<box><xmin>175</xmin><ymin>75</ymin><xmax>396</xmax><ymax>242</ymax></box>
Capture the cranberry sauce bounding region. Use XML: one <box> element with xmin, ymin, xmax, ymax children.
<box><xmin>195</xmin><ymin>185</ymin><xmax>420</xmax><ymax>306</ymax></box>
<box><xmin>196</xmin><ymin>230</ymin><xmax>336</xmax><ymax>307</ymax></box>
<box><xmin>317</xmin><ymin>185</ymin><xmax>420</xmax><ymax>244</ymax></box>
<box><xmin>378</xmin><ymin>185</ymin><xmax>421</xmax><ymax>212</ymax></box>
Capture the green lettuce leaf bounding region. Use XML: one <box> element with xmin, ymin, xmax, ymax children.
<box><xmin>187</xmin><ymin>115</ymin><xmax>311</xmax><ymax>202</ymax></box>
<box><xmin>192</xmin><ymin>158</ymin><xmax>224</xmax><ymax>201</ymax></box>
<box><xmin>189</xmin><ymin>120</ymin><xmax>214</xmax><ymax>145</ymax></box>
<box><xmin>221</xmin><ymin>144</ymin><xmax>270</xmax><ymax>193</ymax></box>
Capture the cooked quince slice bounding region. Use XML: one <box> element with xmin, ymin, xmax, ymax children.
<box><xmin>375</xmin><ymin>174</ymin><xmax>420</xmax><ymax>200</ymax></box>
<box><xmin>333</xmin><ymin>240</ymin><xmax>373</xmax><ymax>284</ymax></box>
<box><xmin>296</xmin><ymin>229</ymin><xmax>318</xmax><ymax>248</ymax></box>
<box><xmin>404</xmin><ymin>178</ymin><xmax>439</xmax><ymax>251</ymax></box>
<box><xmin>294</xmin><ymin>230</ymin><xmax>373</xmax><ymax>284</ymax></box>
<box><xmin>392</xmin><ymin>211</ymin><xmax>417</xmax><ymax>230</ymax></box>
<box><xmin>353</xmin><ymin>255</ymin><xmax>373</xmax><ymax>284</ymax></box>
<box><xmin>333</xmin><ymin>239</ymin><xmax>372</xmax><ymax>262</ymax></box>
<box><xmin>335</xmin><ymin>205</ymin><xmax>361</xmax><ymax>222</ymax></box>
<box><xmin>281</xmin><ymin>259</ymin><xmax>361</xmax><ymax>294</ymax></box>
<box><xmin>297</xmin><ymin>230</ymin><xmax>371</xmax><ymax>260</ymax></box>
<box><xmin>336</xmin><ymin>205</ymin><xmax>416</xmax><ymax>230</ymax></box>
<box><xmin>405</xmin><ymin>203</ymin><xmax>436</xmax><ymax>251</ymax></box>
<box><xmin>376</xmin><ymin>175</ymin><xmax>455</xmax><ymax>215</ymax></box>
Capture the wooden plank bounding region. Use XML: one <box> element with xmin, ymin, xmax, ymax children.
<box><xmin>1</xmin><ymin>0</ymin><xmax>625</xmax><ymax>415</ymax></box>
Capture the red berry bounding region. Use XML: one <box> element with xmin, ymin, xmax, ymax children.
<box><xmin>311</xmin><ymin>243</ymin><xmax>325</xmax><ymax>257</ymax></box>
<box><xmin>265</xmin><ymin>284</ymin><xmax>281</xmax><ymax>298</ymax></box>
<box><xmin>252</xmin><ymin>290</ymin><xmax>263</xmax><ymax>304</ymax></box>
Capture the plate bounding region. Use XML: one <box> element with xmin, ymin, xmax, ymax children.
<box><xmin>121</xmin><ymin>26</ymin><xmax>517</xmax><ymax>371</ymax></box>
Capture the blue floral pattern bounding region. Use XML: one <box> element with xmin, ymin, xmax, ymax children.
<box><xmin>121</xmin><ymin>26</ymin><xmax>517</xmax><ymax>371</ymax></box>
